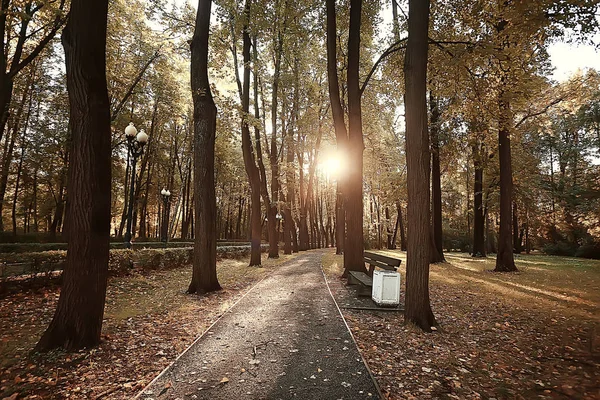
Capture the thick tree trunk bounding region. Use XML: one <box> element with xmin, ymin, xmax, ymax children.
<box><xmin>188</xmin><ymin>0</ymin><xmax>221</xmax><ymax>294</ymax></box>
<box><xmin>344</xmin><ymin>0</ymin><xmax>366</xmax><ymax>275</ymax></box>
<box><xmin>472</xmin><ymin>144</ymin><xmax>486</xmax><ymax>257</ymax></box>
<box><xmin>403</xmin><ymin>0</ymin><xmax>436</xmax><ymax>331</ymax></box>
<box><xmin>240</xmin><ymin>0</ymin><xmax>262</xmax><ymax>266</ymax></box>
<box><xmin>429</xmin><ymin>93</ymin><xmax>444</xmax><ymax>262</ymax></box>
<box><xmin>36</xmin><ymin>0</ymin><xmax>111</xmax><ymax>350</ymax></box>
<box><xmin>495</xmin><ymin>88</ymin><xmax>517</xmax><ymax>272</ymax></box>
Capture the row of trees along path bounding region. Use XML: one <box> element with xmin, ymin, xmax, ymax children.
<box><xmin>9</xmin><ymin>0</ymin><xmax>594</xmax><ymax>351</ymax></box>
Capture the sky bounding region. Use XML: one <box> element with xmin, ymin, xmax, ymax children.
<box><xmin>548</xmin><ymin>41</ymin><xmax>600</xmax><ymax>81</ymax></box>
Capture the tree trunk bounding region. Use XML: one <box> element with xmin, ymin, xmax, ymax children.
<box><xmin>252</xmin><ymin>37</ymin><xmax>278</xmax><ymax>259</ymax></box>
<box><xmin>0</xmin><ymin>67</ymin><xmax>34</xmax><ymax>231</ymax></box>
<box><xmin>386</xmin><ymin>206</ymin><xmax>393</xmax><ymax>249</ymax></box>
<box><xmin>495</xmin><ymin>86</ymin><xmax>517</xmax><ymax>272</ymax></box>
<box><xmin>398</xmin><ymin>202</ymin><xmax>407</xmax><ymax>251</ymax></box>
<box><xmin>326</xmin><ymin>0</ymin><xmax>347</xmax><ymax>258</ymax></box>
<box><xmin>512</xmin><ymin>201</ymin><xmax>522</xmax><ymax>253</ymax></box>
<box><xmin>472</xmin><ymin>144</ymin><xmax>486</xmax><ymax>257</ymax></box>
<box><xmin>344</xmin><ymin>0</ymin><xmax>366</xmax><ymax>275</ymax></box>
<box><xmin>11</xmin><ymin>143</ymin><xmax>25</xmax><ymax>235</ymax></box>
<box><xmin>188</xmin><ymin>0</ymin><xmax>221</xmax><ymax>294</ymax></box>
<box><xmin>36</xmin><ymin>0</ymin><xmax>111</xmax><ymax>350</ymax></box>
<box><xmin>403</xmin><ymin>0</ymin><xmax>436</xmax><ymax>331</ymax></box>
<box><xmin>429</xmin><ymin>92</ymin><xmax>444</xmax><ymax>262</ymax></box>
<box><xmin>240</xmin><ymin>0</ymin><xmax>262</xmax><ymax>266</ymax></box>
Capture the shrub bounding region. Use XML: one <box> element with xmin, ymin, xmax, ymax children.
<box><xmin>1</xmin><ymin>244</ymin><xmax>268</xmax><ymax>282</ymax></box>
<box><xmin>542</xmin><ymin>241</ymin><xmax>578</xmax><ymax>257</ymax></box>
<box><xmin>574</xmin><ymin>242</ymin><xmax>600</xmax><ymax>259</ymax></box>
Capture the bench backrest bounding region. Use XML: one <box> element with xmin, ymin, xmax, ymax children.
<box><xmin>363</xmin><ymin>251</ymin><xmax>401</xmax><ymax>270</ymax></box>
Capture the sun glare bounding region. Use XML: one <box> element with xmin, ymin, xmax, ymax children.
<box><xmin>320</xmin><ymin>152</ymin><xmax>346</xmax><ymax>179</ymax></box>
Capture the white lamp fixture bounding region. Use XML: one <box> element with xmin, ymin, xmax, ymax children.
<box><xmin>136</xmin><ymin>129</ymin><xmax>149</xmax><ymax>144</ymax></box>
<box><xmin>125</xmin><ymin>122</ymin><xmax>137</xmax><ymax>138</ymax></box>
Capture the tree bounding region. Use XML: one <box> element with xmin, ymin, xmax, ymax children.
<box><xmin>36</xmin><ymin>0</ymin><xmax>112</xmax><ymax>350</ymax></box>
<box><xmin>187</xmin><ymin>0</ymin><xmax>221</xmax><ymax>294</ymax></box>
<box><xmin>429</xmin><ymin>92</ymin><xmax>445</xmax><ymax>262</ymax></box>
<box><xmin>240</xmin><ymin>0</ymin><xmax>262</xmax><ymax>266</ymax></box>
<box><xmin>325</xmin><ymin>0</ymin><xmax>347</xmax><ymax>258</ymax></box>
<box><xmin>404</xmin><ymin>0</ymin><xmax>436</xmax><ymax>332</ymax></box>
<box><xmin>0</xmin><ymin>0</ymin><xmax>67</xmax><ymax>231</ymax></box>
<box><xmin>344</xmin><ymin>0</ymin><xmax>366</xmax><ymax>273</ymax></box>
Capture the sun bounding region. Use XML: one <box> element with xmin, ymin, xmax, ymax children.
<box><xmin>320</xmin><ymin>152</ymin><xmax>346</xmax><ymax>179</ymax></box>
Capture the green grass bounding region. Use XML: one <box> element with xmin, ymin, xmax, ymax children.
<box><xmin>323</xmin><ymin>249</ymin><xmax>600</xmax><ymax>319</ymax></box>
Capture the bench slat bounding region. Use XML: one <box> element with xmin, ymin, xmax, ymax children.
<box><xmin>347</xmin><ymin>271</ymin><xmax>373</xmax><ymax>297</ymax></box>
<box><xmin>363</xmin><ymin>251</ymin><xmax>402</xmax><ymax>267</ymax></box>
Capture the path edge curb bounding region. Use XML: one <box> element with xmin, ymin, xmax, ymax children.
<box><xmin>133</xmin><ymin>272</ymin><xmax>271</xmax><ymax>399</ymax></box>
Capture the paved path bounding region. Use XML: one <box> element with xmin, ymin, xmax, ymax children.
<box><xmin>137</xmin><ymin>250</ymin><xmax>380</xmax><ymax>400</ymax></box>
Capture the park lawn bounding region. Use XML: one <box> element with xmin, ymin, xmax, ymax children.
<box><xmin>323</xmin><ymin>250</ymin><xmax>599</xmax><ymax>400</ymax></box>
<box><xmin>0</xmin><ymin>253</ymin><xmax>296</xmax><ymax>399</ymax></box>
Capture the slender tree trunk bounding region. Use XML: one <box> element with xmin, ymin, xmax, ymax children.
<box><xmin>429</xmin><ymin>92</ymin><xmax>444</xmax><ymax>262</ymax></box>
<box><xmin>252</xmin><ymin>37</ymin><xmax>277</xmax><ymax>259</ymax></box>
<box><xmin>344</xmin><ymin>0</ymin><xmax>366</xmax><ymax>274</ymax></box>
<box><xmin>398</xmin><ymin>202</ymin><xmax>407</xmax><ymax>251</ymax></box>
<box><xmin>240</xmin><ymin>0</ymin><xmax>262</xmax><ymax>266</ymax></box>
<box><xmin>326</xmin><ymin>0</ymin><xmax>347</xmax><ymax>258</ymax></box>
<box><xmin>495</xmin><ymin>85</ymin><xmax>517</xmax><ymax>272</ymax></box>
<box><xmin>188</xmin><ymin>0</ymin><xmax>221</xmax><ymax>294</ymax></box>
<box><xmin>32</xmin><ymin>168</ymin><xmax>38</xmax><ymax>232</ymax></box>
<box><xmin>472</xmin><ymin>143</ymin><xmax>486</xmax><ymax>257</ymax></box>
<box><xmin>11</xmin><ymin>143</ymin><xmax>25</xmax><ymax>235</ymax></box>
<box><xmin>512</xmin><ymin>201</ymin><xmax>522</xmax><ymax>253</ymax></box>
<box><xmin>386</xmin><ymin>206</ymin><xmax>393</xmax><ymax>249</ymax></box>
<box><xmin>36</xmin><ymin>0</ymin><xmax>111</xmax><ymax>350</ymax></box>
<box><xmin>404</xmin><ymin>0</ymin><xmax>436</xmax><ymax>331</ymax></box>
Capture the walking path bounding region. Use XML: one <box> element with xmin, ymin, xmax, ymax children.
<box><xmin>136</xmin><ymin>250</ymin><xmax>380</xmax><ymax>400</ymax></box>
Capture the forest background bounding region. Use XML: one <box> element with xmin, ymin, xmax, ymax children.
<box><xmin>0</xmin><ymin>0</ymin><xmax>598</xmax><ymax>263</ymax></box>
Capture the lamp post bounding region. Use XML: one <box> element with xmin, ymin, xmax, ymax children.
<box><xmin>276</xmin><ymin>212</ymin><xmax>283</xmax><ymax>242</ymax></box>
<box><xmin>161</xmin><ymin>188</ymin><xmax>171</xmax><ymax>243</ymax></box>
<box><xmin>124</xmin><ymin>122</ymin><xmax>148</xmax><ymax>249</ymax></box>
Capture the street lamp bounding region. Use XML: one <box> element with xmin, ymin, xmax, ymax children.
<box><xmin>124</xmin><ymin>123</ymin><xmax>148</xmax><ymax>249</ymax></box>
<box><xmin>161</xmin><ymin>188</ymin><xmax>171</xmax><ymax>243</ymax></box>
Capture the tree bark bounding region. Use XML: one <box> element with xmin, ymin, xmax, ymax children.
<box><xmin>429</xmin><ymin>92</ymin><xmax>444</xmax><ymax>262</ymax></box>
<box><xmin>188</xmin><ymin>0</ymin><xmax>222</xmax><ymax>294</ymax></box>
<box><xmin>344</xmin><ymin>0</ymin><xmax>366</xmax><ymax>274</ymax></box>
<box><xmin>403</xmin><ymin>0</ymin><xmax>436</xmax><ymax>331</ymax></box>
<box><xmin>326</xmin><ymin>0</ymin><xmax>347</xmax><ymax>258</ymax></box>
<box><xmin>252</xmin><ymin>36</ymin><xmax>278</xmax><ymax>259</ymax></box>
<box><xmin>495</xmin><ymin>86</ymin><xmax>517</xmax><ymax>272</ymax></box>
<box><xmin>36</xmin><ymin>0</ymin><xmax>111</xmax><ymax>350</ymax></box>
<box><xmin>512</xmin><ymin>201</ymin><xmax>522</xmax><ymax>253</ymax></box>
<box><xmin>240</xmin><ymin>0</ymin><xmax>262</xmax><ymax>266</ymax></box>
<box><xmin>472</xmin><ymin>143</ymin><xmax>486</xmax><ymax>257</ymax></box>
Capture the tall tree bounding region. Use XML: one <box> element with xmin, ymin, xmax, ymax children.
<box><xmin>429</xmin><ymin>92</ymin><xmax>445</xmax><ymax>262</ymax></box>
<box><xmin>404</xmin><ymin>0</ymin><xmax>436</xmax><ymax>332</ymax></box>
<box><xmin>325</xmin><ymin>0</ymin><xmax>347</xmax><ymax>258</ymax></box>
<box><xmin>344</xmin><ymin>0</ymin><xmax>366</xmax><ymax>274</ymax></box>
<box><xmin>36</xmin><ymin>0</ymin><xmax>112</xmax><ymax>350</ymax></box>
<box><xmin>188</xmin><ymin>0</ymin><xmax>221</xmax><ymax>294</ymax></box>
<box><xmin>493</xmin><ymin>4</ymin><xmax>518</xmax><ymax>272</ymax></box>
<box><xmin>240</xmin><ymin>0</ymin><xmax>262</xmax><ymax>266</ymax></box>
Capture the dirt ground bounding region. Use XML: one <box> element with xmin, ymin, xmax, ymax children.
<box><xmin>2</xmin><ymin>250</ymin><xmax>598</xmax><ymax>399</ymax></box>
<box><xmin>323</xmin><ymin>250</ymin><xmax>600</xmax><ymax>400</ymax></box>
<box><xmin>0</xmin><ymin>254</ymin><xmax>296</xmax><ymax>399</ymax></box>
